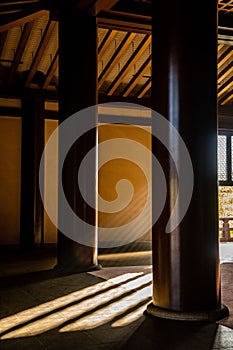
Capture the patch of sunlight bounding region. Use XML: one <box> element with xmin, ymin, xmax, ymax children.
<box><xmin>0</xmin><ymin>272</ymin><xmax>143</xmax><ymax>339</ymax></box>
<box><xmin>98</xmin><ymin>251</ymin><xmax>152</xmax><ymax>260</ymax></box>
<box><xmin>111</xmin><ymin>303</ymin><xmax>149</xmax><ymax>327</ymax></box>
<box><xmin>59</xmin><ymin>274</ymin><xmax>152</xmax><ymax>332</ymax></box>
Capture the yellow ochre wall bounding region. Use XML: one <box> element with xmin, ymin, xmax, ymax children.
<box><xmin>0</xmin><ymin>116</ymin><xmax>151</xmax><ymax>245</ymax></box>
<box><xmin>0</xmin><ymin>116</ymin><xmax>21</xmax><ymax>245</ymax></box>
<box><xmin>98</xmin><ymin>124</ymin><xmax>152</xmax><ymax>242</ymax></box>
<box><xmin>44</xmin><ymin>119</ymin><xmax>58</xmax><ymax>243</ymax></box>
<box><xmin>0</xmin><ymin>117</ymin><xmax>59</xmax><ymax>245</ymax></box>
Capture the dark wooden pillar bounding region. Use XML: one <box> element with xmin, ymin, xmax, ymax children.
<box><xmin>57</xmin><ymin>3</ymin><xmax>99</xmax><ymax>272</ymax></box>
<box><xmin>20</xmin><ymin>97</ymin><xmax>44</xmax><ymax>249</ymax></box>
<box><xmin>147</xmin><ymin>0</ymin><xmax>229</xmax><ymax>320</ymax></box>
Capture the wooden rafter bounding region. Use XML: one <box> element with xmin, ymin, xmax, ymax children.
<box><xmin>7</xmin><ymin>20</ymin><xmax>34</xmax><ymax>86</ymax></box>
<box><xmin>218</xmin><ymin>46</ymin><xmax>233</xmax><ymax>69</ymax></box>
<box><xmin>98</xmin><ymin>29</ymin><xmax>117</xmax><ymax>61</ymax></box>
<box><xmin>220</xmin><ymin>91</ymin><xmax>233</xmax><ymax>105</ymax></box>
<box><xmin>106</xmin><ymin>34</ymin><xmax>151</xmax><ymax>95</ymax></box>
<box><xmin>218</xmin><ymin>43</ymin><xmax>225</xmax><ymax>52</ymax></box>
<box><xmin>218</xmin><ymin>75</ymin><xmax>233</xmax><ymax>98</ymax></box>
<box><xmin>0</xmin><ymin>1</ymin><xmax>39</xmax><ymax>5</ymax></box>
<box><xmin>136</xmin><ymin>78</ymin><xmax>151</xmax><ymax>98</ymax></box>
<box><xmin>0</xmin><ymin>30</ymin><xmax>8</xmax><ymax>56</ymax></box>
<box><xmin>25</xmin><ymin>15</ymin><xmax>56</xmax><ymax>87</ymax></box>
<box><xmin>42</xmin><ymin>49</ymin><xmax>58</xmax><ymax>89</ymax></box>
<box><xmin>0</xmin><ymin>0</ymin><xmax>40</xmax><ymax>14</ymax></box>
<box><xmin>122</xmin><ymin>55</ymin><xmax>151</xmax><ymax>97</ymax></box>
<box><xmin>218</xmin><ymin>61</ymin><xmax>233</xmax><ymax>84</ymax></box>
<box><xmin>0</xmin><ymin>7</ymin><xmax>47</xmax><ymax>32</ymax></box>
<box><xmin>98</xmin><ymin>31</ymin><xmax>136</xmax><ymax>88</ymax></box>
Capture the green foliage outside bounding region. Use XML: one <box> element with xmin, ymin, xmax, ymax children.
<box><xmin>218</xmin><ymin>186</ymin><xmax>233</xmax><ymax>218</ymax></box>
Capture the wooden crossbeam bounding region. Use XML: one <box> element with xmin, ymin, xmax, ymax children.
<box><xmin>98</xmin><ymin>31</ymin><xmax>136</xmax><ymax>88</ymax></box>
<box><xmin>122</xmin><ymin>55</ymin><xmax>151</xmax><ymax>97</ymax></box>
<box><xmin>106</xmin><ymin>34</ymin><xmax>151</xmax><ymax>95</ymax></box>
<box><xmin>0</xmin><ymin>1</ymin><xmax>39</xmax><ymax>5</ymax></box>
<box><xmin>89</xmin><ymin>0</ymin><xmax>120</xmax><ymax>15</ymax></box>
<box><xmin>75</xmin><ymin>0</ymin><xmax>119</xmax><ymax>15</ymax></box>
<box><xmin>98</xmin><ymin>29</ymin><xmax>117</xmax><ymax>61</ymax></box>
<box><xmin>42</xmin><ymin>49</ymin><xmax>58</xmax><ymax>89</ymax></box>
<box><xmin>25</xmin><ymin>16</ymin><xmax>56</xmax><ymax>87</ymax></box>
<box><xmin>0</xmin><ymin>85</ymin><xmax>58</xmax><ymax>100</ymax></box>
<box><xmin>7</xmin><ymin>20</ymin><xmax>34</xmax><ymax>86</ymax></box>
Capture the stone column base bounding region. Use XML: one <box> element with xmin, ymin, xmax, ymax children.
<box><xmin>146</xmin><ymin>302</ymin><xmax>229</xmax><ymax>322</ymax></box>
<box><xmin>53</xmin><ymin>263</ymin><xmax>102</xmax><ymax>276</ymax></box>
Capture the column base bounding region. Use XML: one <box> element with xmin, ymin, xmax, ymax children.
<box><xmin>146</xmin><ymin>302</ymin><xmax>229</xmax><ymax>322</ymax></box>
<box><xmin>53</xmin><ymin>263</ymin><xmax>102</xmax><ymax>276</ymax></box>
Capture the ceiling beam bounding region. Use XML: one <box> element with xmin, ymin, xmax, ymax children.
<box><xmin>0</xmin><ymin>0</ymin><xmax>40</xmax><ymax>14</ymax></box>
<box><xmin>97</xmin><ymin>10</ymin><xmax>151</xmax><ymax>34</ymax></box>
<box><xmin>75</xmin><ymin>0</ymin><xmax>120</xmax><ymax>15</ymax></box>
<box><xmin>89</xmin><ymin>0</ymin><xmax>120</xmax><ymax>15</ymax></box>
<box><xmin>0</xmin><ymin>85</ymin><xmax>58</xmax><ymax>100</ymax></box>
<box><xmin>98</xmin><ymin>11</ymin><xmax>233</xmax><ymax>40</ymax></box>
<box><xmin>122</xmin><ymin>55</ymin><xmax>151</xmax><ymax>97</ymax></box>
<box><xmin>25</xmin><ymin>15</ymin><xmax>56</xmax><ymax>87</ymax></box>
<box><xmin>0</xmin><ymin>1</ymin><xmax>39</xmax><ymax>5</ymax></box>
<box><xmin>218</xmin><ymin>13</ymin><xmax>233</xmax><ymax>30</ymax></box>
<box><xmin>106</xmin><ymin>34</ymin><xmax>151</xmax><ymax>95</ymax></box>
<box><xmin>98</xmin><ymin>31</ymin><xmax>136</xmax><ymax>88</ymax></box>
<box><xmin>42</xmin><ymin>49</ymin><xmax>58</xmax><ymax>89</ymax></box>
<box><xmin>0</xmin><ymin>7</ymin><xmax>47</xmax><ymax>32</ymax></box>
<box><xmin>7</xmin><ymin>20</ymin><xmax>34</xmax><ymax>86</ymax></box>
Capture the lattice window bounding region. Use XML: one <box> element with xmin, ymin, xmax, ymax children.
<box><xmin>218</xmin><ymin>135</ymin><xmax>227</xmax><ymax>181</ymax></box>
<box><xmin>218</xmin><ymin>131</ymin><xmax>233</xmax><ymax>185</ymax></box>
<box><xmin>232</xmin><ymin>136</ymin><xmax>233</xmax><ymax>181</ymax></box>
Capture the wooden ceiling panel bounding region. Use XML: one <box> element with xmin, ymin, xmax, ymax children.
<box><xmin>18</xmin><ymin>13</ymin><xmax>49</xmax><ymax>72</ymax></box>
<box><xmin>98</xmin><ymin>31</ymin><xmax>136</xmax><ymax>88</ymax></box>
<box><xmin>218</xmin><ymin>0</ymin><xmax>233</xmax><ymax>13</ymax></box>
<box><xmin>106</xmin><ymin>34</ymin><xmax>151</xmax><ymax>95</ymax></box>
<box><xmin>7</xmin><ymin>20</ymin><xmax>34</xmax><ymax>85</ymax></box>
<box><xmin>25</xmin><ymin>15</ymin><xmax>56</xmax><ymax>87</ymax></box>
<box><xmin>37</xmin><ymin>21</ymin><xmax>58</xmax><ymax>75</ymax></box>
<box><xmin>0</xmin><ymin>1</ymin><xmax>233</xmax><ymax>104</ymax></box>
<box><xmin>0</xmin><ymin>26</ymin><xmax>21</xmax><ymax>68</ymax></box>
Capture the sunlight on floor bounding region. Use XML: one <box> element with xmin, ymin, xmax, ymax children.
<box><xmin>0</xmin><ymin>272</ymin><xmax>152</xmax><ymax>339</ymax></box>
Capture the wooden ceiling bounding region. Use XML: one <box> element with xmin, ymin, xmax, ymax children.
<box><xmin>0</xmin><ymin>0</ymin><xmax>233</xmax><ymax>105</ymax></box>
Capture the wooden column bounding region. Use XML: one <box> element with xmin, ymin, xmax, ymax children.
<box><xmin>57</xmin><ymin>3</ymin><xmax>99</xmax><ymax>273</ymax></box>
<box><xmin>20</xmin><ymin>97</ymin><xmax>44</xmax><ymax>249</ymax></box>
<box><xmin>147</xmin><ymin>0</ymin><xmax>229</xmax><ymax>320</ymax></box>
